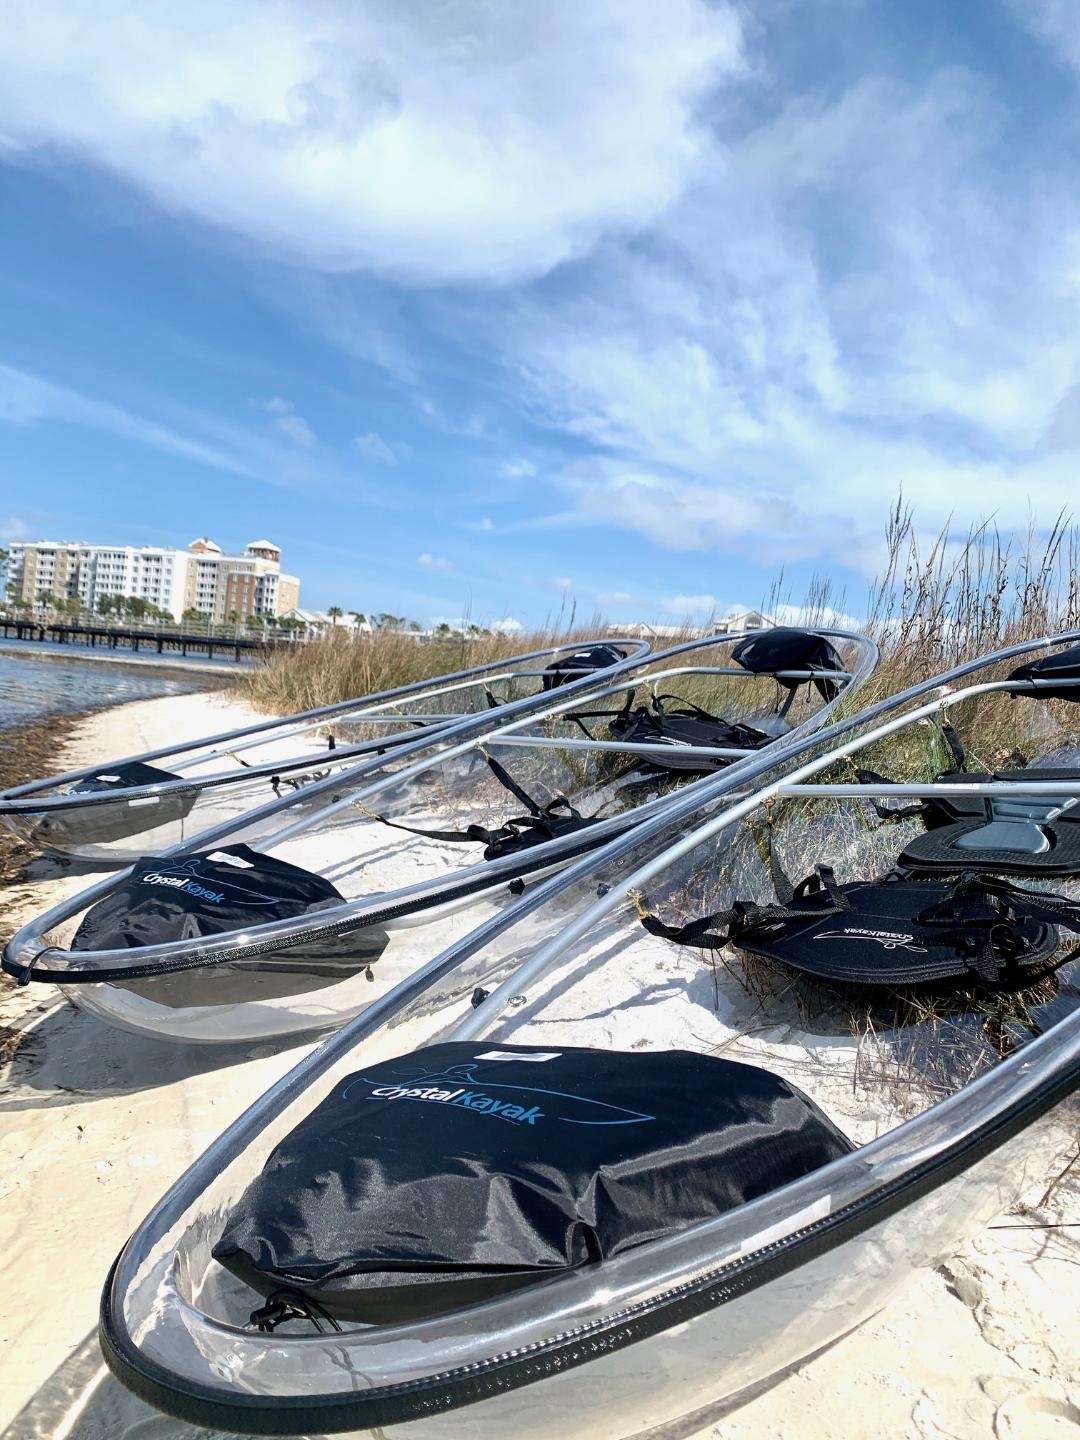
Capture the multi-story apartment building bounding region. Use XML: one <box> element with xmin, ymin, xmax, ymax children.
<box><xmin>5</xmin><ymin>537</ymin><xmax>301</xmax><ymax>622</ymax></box>
<box><xmin>182</xmin><ymin>538</ymin><xmax>300</xmax><ymax>621</ymax></box>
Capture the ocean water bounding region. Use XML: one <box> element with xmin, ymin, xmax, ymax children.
<box><xmin>0</xmin><ymin>649</ymin><xmax>211</xmax><ymax>732</ymax></box>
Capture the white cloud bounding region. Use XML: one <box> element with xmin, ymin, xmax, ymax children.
<box><xmin>500</xmin><ymin>458</ymin><xmax>537</xmax><ymax>479</ymax></box>
<box><xmin>7</xmin><ymin>5</ymin><xmax>1077</xmax><ymax>586</ymax></box>
<box><xmin>771</xmin><ymin>602</ymin><xmax>864</xmax><ymax>632</ymax></box>
<box><xmin>0</xmin><ymin>365</ymin><xmax>349</xmax><ymax>492</ymax></box>
<box><xmin>416</xmin><ymin>551</ymin><xmax>453</xmax><ymax>572</ymax></box>
<box><xmin>274</xmin><ymin>412</ymin><xmax>316</xmax><ymax>446</ymax></box>
<box><xmin>561</xmin><ymin>463</ymin><xmax>781</xmax><ymax>554</ymax></box>
<box><xmin>429</xmin><ymin>614</ymin><xmax>523</xmax><ymax>634</ymax></box>
<box><xmin>496</xmin><ymin>65</ymin><xmax>1080</xmax><ymax>566</ymax></box>
<box><xmin>355</xmin><ymin>430</ymin><xmax>409</xmax><ymax>465</ymax></box>
<box><xmin>256</xmin><ymin>395</ymin><xmax>316</xmax><ymax>446</ymax></box>
<box><xmin>466</xmin><ymin>516</ymin><xmax>495</xmax><ymax>532</ymax></box>
<box><xmin>548</xmin><ymin>575</ymin><xmax>574</xmax><ymax>591</ymax></box>
<box><xmin>1010</xmin><ymin>1</ymin><xmax>1080</xmax><ymax>72</ymax></box>
<box><xmin>596</xmin><ymin>590</ymin><xmax>634</xmax><ymax>605</ymax></box>
<box><xmin>0</xmin><ymin>2</ymin><xmax>744</xmax><ymax>284</ymax></box>
<box><xmin>662</xmin><ymin>593</ymin><xmax>718</xmax><ymax>616</ymax></box>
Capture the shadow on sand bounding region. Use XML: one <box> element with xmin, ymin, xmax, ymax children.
<box><xmin>0</xmin><ymin>995</ymin><xmax>305</xmax><ymax>1113</ymax></box>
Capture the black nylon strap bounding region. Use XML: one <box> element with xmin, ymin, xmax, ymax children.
<box><xmin>349</xmin><ymin>746</ymin><xmax>591</xmax><ymax>852</ymax></box>
<box><xmin>775</xmin><ymin>684</ymin><xmax>795</xmax><ymax>720</ymax></box>
<box><xmin>652</xmin><ymin>693</ymin><xmax>722</xmax><ymax>724</ymax></box>
<box><xmin>940</xmin><ymin>720</ymin><xmax>966</xmax><ymax>770</ymax></box>
<box><xmin>916</xmin><ymin>874</ymin><xmax>1080</xmax><ymax>938</ymax></box>
<box><xmin>635</xmin><ymin>866</ymin><xmax>849</xmax><ymax>952</ymax></box>
<box><xmin>853</xmin><ymin>768</ymin><xmax>930</xmax><ymax>822</ymax></box>
<box><xmin>479</xmin><ymin>749</ymin><xmax>546</xmax><ymax>816</ymax></box>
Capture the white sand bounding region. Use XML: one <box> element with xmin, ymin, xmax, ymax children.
<box><xmin>0</xmin><ymin>692</ymin><xmax>1076</xmax><ymax>1439</ymax></box>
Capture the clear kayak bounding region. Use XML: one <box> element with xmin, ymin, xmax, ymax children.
<box><xmin>98</xmin><ymin>632</ymin><xmax>1079</xmax><ymax>1436</ymax></box>
<box><xmin>0</xmin><ymin>639</ymin><xmax>647</xmax><ymax>864</ymax></box>
<box><xmin>3</xmin><ymin>628</ymin><xmax>876</xmax><ymax>1044</ymax></box>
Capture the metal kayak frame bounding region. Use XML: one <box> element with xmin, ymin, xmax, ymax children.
<box><xmin>3</xmin><ymin>628</ymin><xmax>877</xmax><ymax>991</ymax></box>
<box><xmin>0</xmin><ymin>638</ymin><xmax>653</xmax><ymax>853</ymax></box>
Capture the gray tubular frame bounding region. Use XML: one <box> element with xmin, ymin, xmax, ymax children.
<box><xmin>3</xmin><ymin>629</ymin><xmax>875</xmax><ymax>978</ymax></box>
<box><xmin>0</xmin><ymin>638</ymin><xmax>652</xmax><ymax>812</ymax></box>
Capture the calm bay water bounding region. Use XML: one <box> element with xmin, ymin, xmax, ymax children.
<box><xmin>0</xmin><ymin>649</ymin><xmax>212</xmax><ymax>732</ymax></box>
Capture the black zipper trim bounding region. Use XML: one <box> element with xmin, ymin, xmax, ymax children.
<box><xmin>2</xmin><ymin>822</ymin><xmax>623</xmax><ymax>985</ymax></box>
<box><xmin>98</xmin><ymin>1043</ymin><xmax>1079</xmax><ymax>1435</ymax></box>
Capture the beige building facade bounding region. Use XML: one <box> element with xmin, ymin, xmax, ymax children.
<box><xmin>6</xmin><ymin>537</ymin><xmax>301</xmax><ymax>622</ymax></box>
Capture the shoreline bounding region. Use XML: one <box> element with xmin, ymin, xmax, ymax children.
<box><xmin>0</xmin><ymin>702</ymin><xmax>113</xmax><ymax>945</ymax></box>
<box><xmin>0</xmin><ymin>674</ymin><xmax>235</xmax><ymax>941</ymax></box>
<box><xmin>0</xmin><ymin>636</ymin><xmax>251</xmax><ymax>678</ymax></box>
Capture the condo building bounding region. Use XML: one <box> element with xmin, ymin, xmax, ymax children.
<box><xmin>5</xmin><ymin>537</ymin><xmax>301</xmax><ymax>622</ymax></box>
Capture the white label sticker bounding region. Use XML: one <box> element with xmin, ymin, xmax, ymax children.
<box><xmin>474</xmin><ymin>1050</ymin><xmax>562</xmax><ymax>1063</ymax></box>
<box><xmin>127</xmin><ymin>796</ymin><xmax>160</xmax><ymax>808</ymax></box>
<box><xmin>96</xmin><ymin>774</ymin><xmax>122</xmax><ymax>783</ymax></box>
<box><xmin>738</xmin><ymin>1195</ymin><xmax>832</xmax><ymax>1255</ymax></box>
<box><xmin>207</xmin><ymin>850</ymin><xmax>255</xmax><ymax>868</ymax></box>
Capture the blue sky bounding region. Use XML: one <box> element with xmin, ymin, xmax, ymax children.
<box><xmin>1</xmin><ymin>0</ymin><xmax>1078</xmax><ymax>629</ymax></box>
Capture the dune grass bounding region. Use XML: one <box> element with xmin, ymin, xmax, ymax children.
<box><xmin>236</xmin><ymin>620</ymin><xmax>615</xmax><ymax>716</ymax></box>
<box><xmin>238</xmin><ymin>501</ymin><xmax>1080</xmax><ymax>723</ymax></box>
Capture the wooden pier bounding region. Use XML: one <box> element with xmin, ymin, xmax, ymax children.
<box><xmin>0</xmin><ymin>618</ymin><xmax>281</xmax><ymax>663</ymax></box>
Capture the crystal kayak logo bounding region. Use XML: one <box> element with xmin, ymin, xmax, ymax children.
<box><xmin>814</xmin><ymin>927</ymin><xmax>928</xmax><ymax>953</ymax></box>
<box><xmin>136</xmin><ymin>856</ymin><xmax>279</xmax><ymax>908</ymax></box>
<box><xmin>341</xmin><ymin>1061</ymin><xmax>655</xmax><ymax>1128</ymax></box>
<box><xmin>140</xmin><ymin>861</ymin><xmax>226</xmax><ymax>905</ymax></box>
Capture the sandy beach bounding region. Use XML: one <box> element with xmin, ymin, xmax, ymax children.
<box><xmin>0</xmin><ymin>691</ymin><xmax>1076</xmax><ymax>1440</ymax></box>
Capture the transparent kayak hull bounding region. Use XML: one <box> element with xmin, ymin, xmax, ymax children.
<box><xmin>0</xmin><ymin>639</ymin><xmax>651</xmax><ymax>864</ymax></box>
<box><xmin>5</xmin><ymin>628</ymin><xmax>877</xmax><ymax>1043</ymax></box>
<box><xmin>100</xmin><ymin>1071</ymin><xmax>1074</xmax><ymax>1439</ymax></box>
<box><xmin>98</xmin><ymin>632</ymin><xmax>1080</xmax><ymax>1434</ymax></box>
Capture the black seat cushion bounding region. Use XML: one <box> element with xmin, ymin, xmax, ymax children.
<box><xmin>608</xmin><ymin>707</ymin><xmax>774</xmax><ymax>773</ymax></box>
<box><xmin>731</xmin><ymin>629</ymin><xmax>845</xmax><ymax>701</ymax></box>
<box><xmin>734</xmin><ymin>877</ymin><xmax>1063</xmax><ymax>988</ymax></box>
<box><xmin>899</xmin><ymin>769</ymin><xmax>1080</xmax><ymax>875</ymax></box>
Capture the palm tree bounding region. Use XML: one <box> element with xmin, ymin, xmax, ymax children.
<box><xmin>327</xmin><ymin>606</ymin><xmax>343</xmax><ymax>626</ymax></box>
